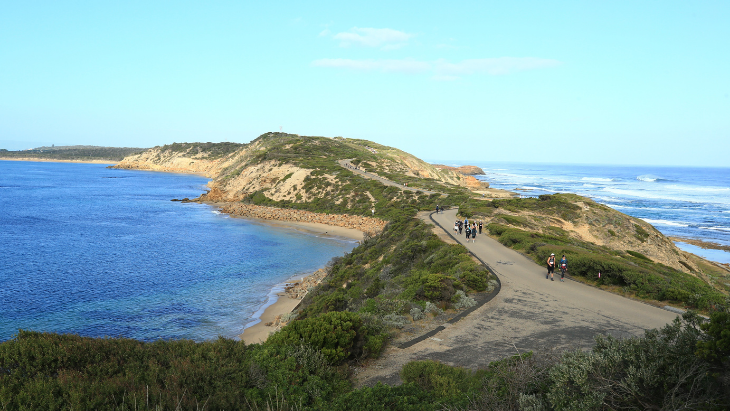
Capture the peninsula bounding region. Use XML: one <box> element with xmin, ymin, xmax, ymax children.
<box><xmin>2</xmin><ymin>133</ymin><xmax>728</xmax><ymax>409</ymax></box>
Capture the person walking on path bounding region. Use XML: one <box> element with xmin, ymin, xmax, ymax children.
<box><xmin>478</xmin><ymin>221</ymin><xmax>483</xmax><ymax>234</ymax></box>
<box><xmin>546</xmin><ymin>253</ymin><xmax>556</xmax><ymax>281</ymax></box>
<box><xmin>559</xmin><ymin>254</ymin><xmax>568</xmax><ymax>282</ymax></box>
<box><xmin>465</xmin><ymin>226</ymin><xmax>471</xmax><ymax>242</ymax></box>
<box><xmin>454</xmin><ymin>221</ymin><xmax>458</xmax><ymax>235</ymax></box>
<box><xmin>471</xmin><ymin>225</ymin><xmax>477</xmax><ymax>242</ymax></box>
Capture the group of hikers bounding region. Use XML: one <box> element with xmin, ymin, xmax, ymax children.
<box><xmin>437</xmin><ymin>207</ymin><xmax>569</xmax><ymax>281</ymax></box>
<box><xmin>453</xmin><ymin>218</ymin><xmax>483</xmax><ymax>243</ymax></box>
<box><xmin>546</xmin><ymin>253</ymin><xmax>568</xmax><ymax>282</ymax></box>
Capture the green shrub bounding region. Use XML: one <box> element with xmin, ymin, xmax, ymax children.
<box><xmin>546</xmin><ymin>314</ymin><xmax>725</xmax><ymax>410</ymax></box>
<box><xmin>401</xmin><ymin>360</ymin><xmax>483</xmax><ymax>401</ymax></box>
<box><xmin>329</xmin><ymin>383</ymin><xmax>436</xmax><ymax>411</ymax></box>
<box><xmin>634</xmin><ymin>224</ymin><xmax>650</xmax><ymax>242</ymax></box>
<box><xmin>626</xmin><ymin>250</ymin><xmax>652</xmax><ymax>261</ymax></box>
<box><xmin>696</xmin><ymin>310</ymin><xmax>730</xmax><ymax>366</ymax></box>
<box><xmin>423</xmin><ymin>273</ymin><xmax>457</xmax><ymax>301</ymax></box>
<box><xmin>267</xmin><ymin>311</ymin><xmax>385</xmax><ymax>364</ymax></box>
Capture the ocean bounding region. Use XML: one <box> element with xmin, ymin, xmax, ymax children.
<box><xmin>0</xmin><ymin>161</ymin><xmax>357</xmax><ymax>342</ymax></box>
<box><xmin>466</xmin><ymin>162</ymin><xmax>730</xmax><ymax>264</ymax></box>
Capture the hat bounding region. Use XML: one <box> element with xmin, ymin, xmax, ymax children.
<box><xmin>551</xmin><ymin>253</ymin><xmax>555</xmax><ymax>256</ymax></box>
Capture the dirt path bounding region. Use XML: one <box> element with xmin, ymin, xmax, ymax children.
<box><xmin>355</xmin><ymin>209</ymin><xmax>679</xmax><ymax>387</ymax></box>
<box><xmin>338</xmin><ymin>159</ymin><xmax>438</xmax><ymax>195</ymax></box>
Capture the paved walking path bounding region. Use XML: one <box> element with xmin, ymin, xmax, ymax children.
<box><xmin>356</xmin><ymin>208</ymin><xmax>679</xmax><ymax>387</ymax></box>
<box><xmin>338</xmin><ymin>159</ymin><xmax>438</xmax><ymax>195</ymax></box>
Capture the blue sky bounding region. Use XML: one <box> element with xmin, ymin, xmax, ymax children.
<box><xmin>1</xmin><ymin>1</ymin><xmax>728</xmax><ymax>167</ymax></box>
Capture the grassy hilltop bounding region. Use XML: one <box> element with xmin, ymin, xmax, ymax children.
<box><xmin>113</xmin><ymin>132</ymin><xmax>487</xmax><ymax>219</ymax></box>
<box><xmin>2</xmin><ymin>133</ymin><xmax>729</xmax><ymax>410</ymax></box>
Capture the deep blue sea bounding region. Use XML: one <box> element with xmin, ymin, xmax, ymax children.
<box><xmin>0</xmin><ymin>161</ymin><xmax>356</xmax><ymax>342</ymax></box>
<box><xmin>463</xmin><ymin>162</ymin><xmax>730</xmax><ymax>264</ymax></box>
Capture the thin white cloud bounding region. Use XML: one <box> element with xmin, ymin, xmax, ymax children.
<box><xmin>313</xmin><ymin>57</ymin><xmax>561</xmax><ymax>79</ymax></box>
<box><xmin>312</xmin><ymin>58</ymin><xmax>430</xmax><ymax>74</ymax></box>
<box><xmin>318</xmin><ymin>29</ymin><xmax>331</xmax><ymax>37</ymax></box>
<box><xmin>332</xmin><ymin>27</ymin><xmax>414</xmax><ymax>49</ymax></box>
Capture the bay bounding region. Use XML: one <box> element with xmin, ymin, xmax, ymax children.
<box><xmin>0</xmin><ymin>161</ymin><xmax>356</xmax><ymax>342</ymax></box>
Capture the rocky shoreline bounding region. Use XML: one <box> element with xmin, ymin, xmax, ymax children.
<box><xmin>265</xmin><ymin>269</ymin><xmax>328</xmax><ymax>329</ymax></box>
<box><xmin>218</xmin><ymin>202</ymin><xmax>387</xmax><ymax>239</ymax></box>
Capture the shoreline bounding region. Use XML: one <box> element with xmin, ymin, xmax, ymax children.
<box><xmin>204</xmin><ymin>201</ymin><xmax>374</xmax><ymax>242</ymax></box>
<box><xmin>669</xmin><ymin>236</ymin><xmax>730</xmax><ymax>253</ymax></box>
<box><xmin>0</xmin><ymin>157</ymin><xmax>117</xmax><ymax>164</ymax></box>
<box><xmin>198</xmin><ymin>203</ymin><xmax>366</xmax><ymax>344</ymax></box>
<box><xmin>239</xmin><ymin>273</ymin><xmax>312</xmax><ymax>344</ymax></box>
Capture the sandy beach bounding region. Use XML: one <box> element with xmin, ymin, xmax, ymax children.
<box><xmin>239</xmin><ymin>268</ymin><xmax>332</xmax><ymax>344</ymax></box>
<box><xmin>239</xmin><ymin>282</ymin><xmax>303</xmax><ymax>344</ymax></box>
<box><xmin>230</xmin><ymin>212</ymin><xmax>364</xmax><ymax>344</ymax></box>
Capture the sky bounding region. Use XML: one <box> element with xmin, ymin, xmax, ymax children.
<box><xmin>1</xmin><ymin>1</ymin><xmax>729</xmax><ymax>167</ymax></box>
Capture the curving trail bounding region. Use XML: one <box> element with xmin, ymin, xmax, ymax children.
<box><xmin>356</xmin><ymin>208</ymin><xmax>679</xmax><ymax>387</ymax></box>
<box><xmin>337</xmin><ymin>159</ymin><xmax>438</xmax><ymax>195</ymax></box>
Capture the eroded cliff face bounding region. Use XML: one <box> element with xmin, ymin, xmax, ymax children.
<box><xmin>114</xmin><ymin>147</ymin><xmax>241</xmax><ymax>178</ymax></box>
<box><xmin>113</xmin><ymin>140</ymin><xmax>317</xmax><ymax>202</ymax></box>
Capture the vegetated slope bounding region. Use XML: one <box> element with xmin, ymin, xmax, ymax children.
<box><xmin>296</xmin><ymin>214</ymin><xmax>496</xmax><ymax>322</ymax></box>
<box><xmin>113</xmin><ymin>132</ymin><xmax>482</xmax><ymax>218</ymax></box>
<box><xmin>0</xmin><ymin>146</ymin><xmax>146</xmax><ymax>161</ymax></box>
<box><xmin>460</xmin><ymin>194</ymin><xmax>729</xmax><ymax>310</ymax></box>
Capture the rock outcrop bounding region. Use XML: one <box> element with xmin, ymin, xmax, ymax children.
<box><xmin>432</xmin><ymin>164</ymin><xmax>486</xmax><ymax>175</ymax></box>
<box><xmin>219</xmin><ymin>203</ymin><xmax>387</xmax><ymax>239</ymax></box>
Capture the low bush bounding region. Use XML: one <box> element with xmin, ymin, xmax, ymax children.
<box><xmin>267</xmin><ymin>311</ymin><xmax>386</xmax><ymax>365</ymax></box>
<box><xmin>401</xmin><ymin>360</ymin><xmax>484</xmax><ymax>402</ymax></box>
<box><xmin>328</xmin><ymin>383</ymin><xmax>436</xmax><ymax>411</ymax></box>
<box><xmin>0</xmin><ymin>330</ymin><xmax>349</xmax><ymax>409</ymax></box>
<box><xmin>545</xmin><ymin>313</ymin><xmax>727</xmax><ymax>410</ymax></box>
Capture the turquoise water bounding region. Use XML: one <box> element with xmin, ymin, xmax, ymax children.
<box><xmin>0</xmin><ymin>161</ymin><xmax>356</xmax><ymax>342</ymax></box>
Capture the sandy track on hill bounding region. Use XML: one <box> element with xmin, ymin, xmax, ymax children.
<box><xmin>355</xmin><ymin>209</ymin><xmax>679</xmax><ymax>387</ymax></box>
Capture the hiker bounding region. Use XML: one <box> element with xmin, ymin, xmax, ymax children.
<box><xmin>465</xmin><ymin>225</ymin><xmax>471</xmax><ymax>242</ymax></box>
<box><xmin>458</xmin><ymin>221</ymin><xmax>463</xmax><ymax>234</ymax></box>
<box><xmin>471</xmin><ymin>225</ymin><xmax>477</xmax><ymax>242</ymax></box>
<box><xmin>454</xmin><ymin>221</ymin><xmax>458</xmax><ymax>234</ymax></box>
<box><xmin>436</xmin><ymin>205</ymin><xmax>439</xmax><ymax>213</ymax></box>
<box><xmin>559</xmin><ymin>254</ymin><xmax>568</xmax><ymax>282</ymax></box>
<box><xmin>478</xmin><ymin>221</ymin><xmax>483</xmax><ymax>234</ymax></box>
<box><xmin>546</xmin><ymin>253</ymin><xmax>556</xmax><ymax>281</ymax></box>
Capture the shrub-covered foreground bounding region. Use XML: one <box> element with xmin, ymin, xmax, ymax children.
<box><xmin>0</xmin><ymin>330</ymin><xmax>349</xmax><ymax>409</ymax></box>
<box><xmin>2</xmin><ymin>312</ymin><xmax>728</xmax><ymax>410</ymax></box>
